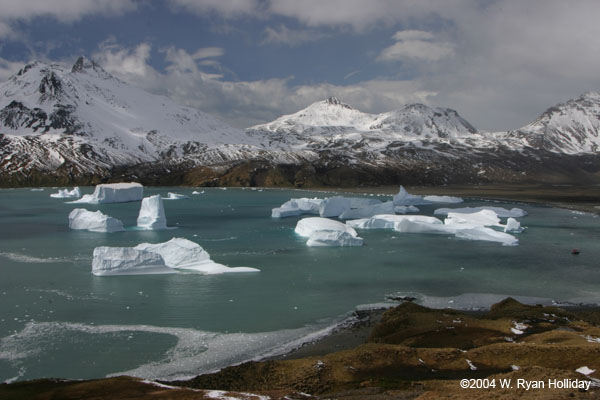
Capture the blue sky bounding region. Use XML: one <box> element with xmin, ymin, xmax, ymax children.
<box><xmin>1</xmin><ymin>0</ymin><xmax>600</xmax><ymax>130</ymax></box>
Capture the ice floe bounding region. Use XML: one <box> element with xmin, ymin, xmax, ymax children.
<box><xmin>135</xmin><ymin>238</ymin><xmax>259</xmax><ymax>274</ymax></box>
<box><xmin>92</xmin><ymin>247</ymin><xmax>175</xmax><ymax>276</ymax></box>
<box><xmin>50</xmin><ymin>187</ymin><xmax>81</xmax><ymax>198</ymax></box>
<box><xmin>69</xmin><ymin>183</ymin><xmax>143</xmax><ymax>204</ymax></box>
<box><xmin>68</xmin><ymin>208</ymin><xmax>125</xmax><ymax>233</ymax></box>
<box><xmin>163</xmin><ymin>192</ymin><xmax>189</xmax><ymax>200</ymax></box>
<box><xmin>295</xmin><ymin>217</ymin><xmax>363</xmax><ymax>246</ymax></box>
<box><xmin>346</xmin><ymin>214</ymin><xmax>443</xmax><ymax>230</ymax></box>
<box><xmin>453</xmin><ymin>226</ymin><xmax>519</xmax><ymax>246</ymax></box>
<box><xmin>338</xmin><ymin>201</ymin><xmax>395</xmax><ymax>219</ymax></box>
<box><xmin>434</xmin><ymin>206</ymin><xmax>527</xmax><ymax>218</ymax></box>
<box><xmin>423</xmin><ymin>195</ymin><xmax>464</xmax><ymax>203</ymax></box>
<box><xmin>137</xmin><ymin>195</ymin><xmax>167</xmax><ymax>230</ymax></box>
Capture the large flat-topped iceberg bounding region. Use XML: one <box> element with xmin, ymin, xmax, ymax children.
<box><xmin>393</xmin><ymin>186</ymin><xmax>431</xmax><ymax>206</ymax></box>
<box><xmin>50</xmin><ymin>187</ymin><xmax>81</xmax><ymax>198</ymax></box>
<box><xmin>339</xmin><ymin>201</ymin><xmax>395</xmax><ymax>219</ymax></box>
<box><xmin>434</xmin><ymin>206</ymin><xmax>527</xmax><ymax>218</ymax></box>
<box><xmin>137</xmin><ymin>195</ymin><xmax>167</xmax><ymax>230</ymax></box>
<box><xmin>423</xmin><ymin>195</ymin><xmax>464</xmax><ymax>203</ymax></box>
<box><xmin>135</xmin><ymin>238</ymin><xmax>259</xmax><ymax>274</ymax></box>
<box><xmin>70</xmin><ymin>182</ymin><xmax>143</xmax><ymax>204</ymax></box>
<box><xmin>295</xmin><ymin>217</ymin><xmax>363</xmax><ymax>246</ymax></box>
<box><xmin>272</xmin><ymin>198</ymin><xmax>323</xmax><ymax>218</ymax></box>
<box><xmin>346</xmin><ymin>214</ymin><xmax>443</xmax><ymax>230</ymax></box>
<box><xmin>69</xmin><ymin>208</ymin><xmax>125</xmax><ymax>233</ymax></box>
<box><xmin>92</xmin><ymin>247</ymin><xmax>175</xmax><ymax>276</ymax></box>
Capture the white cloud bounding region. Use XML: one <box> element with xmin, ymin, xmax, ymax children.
<box><xmin>262</xmin><ymin>24</ymin><xmax>328</xmax><ymax>47</ymax></box>
<box><xmin>168</xmin><ymin>0</ymin><xmax>260</xmax><ymax>18</ymax></box>
<box><xmin>192</xmin><ymin>47</ymin><xmax>225</xmax><ymax>59</ymax></box>
<box><xmin>378</xmin><ymin>30</ymin><xmax>453</xmax><ymax>62</ymax></box>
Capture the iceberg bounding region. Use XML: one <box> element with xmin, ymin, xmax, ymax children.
<box><xmin>137</xmin><ymin>195</ymin><xmax>167</xmax><ymax>230</ymax></box>
<box><xmin>504</xmin><ymin>217</ymin><xmax>523</xmax><ymax>233</ymax></box>
<box><xmin>319</xmin><ymin>196</ymin><xmax>351</xmax><ymax>217</ymax></box>
<box><xmin>434</xmin><ymin>206</ymin><xmax>527</xmax><ymax>218</ymax></box>
<box><xmin>454</xmin><ymin>226</ymin><xmax>519</xmax><ymax>246</ymax></box>
<box><xmin>272</xmin><ymin>198</ymin><xmax>323</xmax><ymax>218</ymax></box>
<box><xmin>394</xmin><ymin>205</ymin><xmax>420</xmax><ymax>214</ymax></box>
<box><xmin>163</xmin><ymin>192</ymin><xmax>189</xmax><ymax>200</ymax></box>
<box><xmin>339</xmin><ymin>201</ymin><xmax>395</xmax><ymax>219</ymax></box>
<box><xmin>346</xmin><ymin>214</ymin><xmax>443</xmax><ymax>230</ymax></box>
<box><xmin>444</xmin><ymin>209</ymin><xmax>502</xmax><ymax>228</ymax></box>
<box><xmin>92</xmin><ymin>247</ymin><xmax>175</xmax><ymax>276</ymax></box>
<box><xmin>68</xmin><ymin>208</ymin><xmax>125</xmax><ymax>233</ymax></box>
<box><xmin>306</xmin><ymin>230</ymin><xmax>364</xmax><ymax>247</ymax></box>
<box><xmin>295</xmin><ymin>217</ymin><xmax>363</xmax><ymax>246</ymax></box>
<box><xmin>135</xmin><ymin>238</ymin><xmax>259</xmax><ymax>274</ymax></box>
<box><xmin>392</xmin><ymin>186</ymin><xmax>431</xmax><ymax>206</ymax></box>
<box><xmin>423</xmin><ymin>195</ymin><xmax>464</xmax><ymax>203</ymax></box>
<box><xmin>394</xmin><ymin>219</ymin><xmax>455</xmax><ymax>234</ymax></box>
<box><xmin>69</xmin><ymin>183</ymin><xmax>143</xmax><ymax>204</ymax></box>
<box><xmin>348</xmin><ymin>197</ymin><xmax>382</xmax><ymax>208</ymax></box>
<box><xmin>50</xmin><ymin>187</ymin><xmax>81</xmax><ymax>198</ymax></box>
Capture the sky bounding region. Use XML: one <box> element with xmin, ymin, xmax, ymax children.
<box><xmin>1</xmin><ymin>0</ymin><xmax>599</xmax><ymax>131</ymax></box>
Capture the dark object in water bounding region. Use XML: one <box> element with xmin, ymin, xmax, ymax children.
<box><xmin>571</xmin><ymin>249</ymin><xmax>580</xmax><ymax>255</ymax></box>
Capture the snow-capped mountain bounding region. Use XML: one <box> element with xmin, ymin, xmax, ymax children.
<box><xmin>509</xmin><ymin>92</ymin><xmax>600</xmax><ymax>154</ymax></box>
<box><xmin>247</xmin><ymin>97</ymin><xmax>486</xmax><ymax>151</ymax></box>
<box><xmin>0</xmin><ymin>57</ymin><xmax>303</xmax><ymax>185</ymax></box>
<box><xmin>1</xmin><ymin>57</ymin><xmax>599</xmax><ymax>187</ymax></box>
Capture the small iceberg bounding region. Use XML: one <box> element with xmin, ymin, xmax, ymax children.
<box><xmin>69</xmin><ymin>183</ymin><xmax>143</xmax><ymax>204</ymax></box>
<box><xmin>69</xmin><ymin>208</ymin><xmax>125</xmax><ymax>233</ymax></box>
<box><xmin>295</xmin><ymin>217</ymin><xmax>363</xmax><ymax>247</ymax></box>
<box><xmin>504</xmin><ymin>217</ymin><xmax>523</xmax><ymax>233</ymax></box>
<box><xmin>192</xmin><ymin>190</ymin><xmax>204</xmax><ymax>195</ymax></box>
<box><xmin>319</xmin><ymin>196</ymin><xmax>352</xmax><ymax>218</ymax></box>
<box><xmin>346</xmin><ymin>214</ymin><xmax>443</xmax><ymax>230</ymax></box>
<box><xmin>394</xmin><ymin>205</ymin><xmax>420</xmax><ymax>214</ymax></box>
<box><xmin>339</xmin><ymin>201</ymin><xmax>395</xmax><ymax>219</ymax></box>
<box><xmin>137</xmin><ymin>195</ymin><xmax>167</xmax><ymax>230</ymax></box>
<box><xmin>393</xmin><ymin>186</ymin><xmax>431</xmax><ymax>206</ymax></box>
<box><xmin>135</xmin><ymin>238</ymin><xmax>259</xmax><ymax>274</ymax></box>
<box><xmin>272</xmin><ymin>198</ymin><xmax>323</xmax><ymax>218</ymax></box>
<box><xmin>444</xmin><ymin>209</ymin><xmax>503</xmax><ymax>228</ymax></box>
<box><xmin>423</xmin><ymin>195</ymin><xmax>464</xmax><ymax>204</ymax></box>
<box><xmin>50</xmin><ymin>187</ymin><xmax>81</xmax><ymax>198</ymax></box>
<box><xmin>92</xmin><ymin>247</ymin><xmax>175</xmax><ymax>276</ymax></box>
<box><xmin>163</xmin><ymin>192</ymin><xmax>189</xmax><ymax>200</ymax></box>
<box><xmin>434</xmin><ymin>206</ymin><xmax>527</xmax><ymax>218</ymax></box>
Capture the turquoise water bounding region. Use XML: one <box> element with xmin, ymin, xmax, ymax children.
<box><xmin>1</xmin><ymin>187</ymin><xmax>599</xmax><ymax>382</ymax></box>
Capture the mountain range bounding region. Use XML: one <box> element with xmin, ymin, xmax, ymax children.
<box><xmin>1</xmin><ymin>57</ymin><xmax>599</xmax><ymax>187</ymax></box>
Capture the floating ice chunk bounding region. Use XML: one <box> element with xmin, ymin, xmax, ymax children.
<box><xmin>347</xmin><ymin>214</ymin><xmax>443</xmax><ymax>230</ymax></box>
<box><xmin>92</xmin><ymin>247</ymin><xmax>175</xmax><ymax>276</ymax></box>
<box><xmin>272</xmin><ymin>198</ymin><xmax>323</xmax><ymax>218</ymax></box>
<box><xmin>30</xmin><ymin>188</ymin><xmax>44</xmax><ymax>191</ymax></box>
<box><xmin>319</xmin><ymin>197</ymin><xmax>351</xmax><ymax>217</ymax></box>
<box><xmin>576</xmin><ymin>366</ymin><xmax>596</xmax><ymax>376</ymax></box>
<box><xmin>192</xmin><ymin>191</ymin><xmax>201</xmax><ymax>195</ymax></box>
<box><xmin>394</xmin><ymin>205</ymin><xmax>419</xmax><ymax>214</ymax></box>
<box><xmin>423</xmin><ymin>195</ymin><xmax>464</xmax><ymax>204</ymax></box>
<box><xmin>392</xmin><ymin>186</ymin><xmax>431</xmax><ymax>206</ymax></box>
<box><xmin>434</xmin><ymin>206</ymin><xmax>527</xmax><ymax>218</ymax></box>
<box><xmin>50</xmin><ymin>187</ymin><xmax>81</xmax><ymax>198</ymax></box>
<box><xmin>135</xmin><ymin>238</ymin><xmax>259</xmax><ymax>274</ymax></box>
<box><xmin>454</xmin><ymin>226</ymin><xmax>518</xmax><ymax>246</ymax></box>
<box><xmin>69</xmin><ymin>208</ymin><xmax>125</xmax><ymax>233</ymax></box>
<box><xmin>163</xmin><ymin>192</ymin><xmax>189</xmax><ymax>200</ymax></box>
<box><xmin>394</xmin><ymin>219</ymin><xmax>455</xmax><ymax>234</ymax></box>
<box><xmin>504</xmin><ymin>217</ymin><xmax>523</xmax><ymax>233</ymax></box>
<box><xmin>69</xmin><ymin>183</ymin><xmax>143</xmax><ymax>204</ymax></box>
<box><xmin>445</xmin><ymin>210</ymin><xmax>502</xmax><ymax>228</ymax></box>
<box><xmin>306</xmin><ymin>230</ymin><xmax>364</xmax><ymax>247</ymax></box>
<box><xmin>295</xmin><ymin>217</ymin><xmax>359</xmax><ymax>237</ymax></box>
<box><xmin>137</xmin><ymin>195</ymin><xmax>167</xmax><ymax>230</ymax></box>
<box><xmin>348</xmin><ymin>197</ymin><xmax>382</xmax><ymax>208</ymax></box>
<box><xmin>339</xmin><ymin>201</ymin><xmax>395</xmax><ymax>219</ymax></box>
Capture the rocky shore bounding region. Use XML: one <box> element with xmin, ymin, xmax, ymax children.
<box><xmin>2</xmin><ymin>298</ymin><xmax>599</xmax><ymax>399</ymax></box>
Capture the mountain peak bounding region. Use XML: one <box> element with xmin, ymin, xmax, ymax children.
<box><xmin>72</xmin><ymin>56</ymin><xmax>98</xmax><ymax>73</ymax></box>
<box><xmin>324</xmin><ymin>96</ymin><xmax>353</xmax><ymax>109</ymax></box>
<box><xmin>579</xmin><ymin>91</ymin><xmax>600</xmax><ymax>101</ymax></box>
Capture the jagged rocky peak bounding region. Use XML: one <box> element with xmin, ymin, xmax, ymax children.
<box><xmin>72</xmin><ymin>56</ymin><xmax>97</xmax><ymax>73</ymax></box>
<box><xmin>324</xmin><ymin>96</ymin><xmax>354</xmax><ymax>109</ymax></box>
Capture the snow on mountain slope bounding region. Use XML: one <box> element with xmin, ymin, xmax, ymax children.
<box><xmin>0</xmin><ymin>57</ymin><xmax>301</xmax><ymax>178</ymax></box>
<box><xmin>510</xmin><ymin>92</ymin><xmax>600</xmax><ymax>154</ymax></box>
